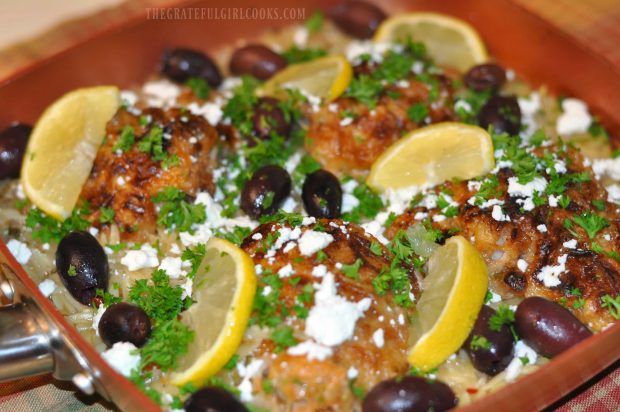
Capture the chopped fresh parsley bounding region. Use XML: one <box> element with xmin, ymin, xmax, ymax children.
<box><xmin>282</xmin><ymin>46</ymin><xmax>327</xmax><ymax>64</ymax></box>
<box><xmin>67</xmin><ymin>265</ymin><xmax>77</xmax><ymax>277</ymax></box>
<box><xmin>99</xmin><ymin>207</ymin><xmax>115</xmax><ymax>224</ymax></box>
<box><xmin>128</xmin><ymin>269</ymin><xmax>188</xmax><ymax>323</ymax></box>
<box><xmin>601</xmin><ymin>294</ymin><xmax>620</xmax><ymax>319</ymax></box>
<box><xmin>488</xmin><ymin>304</ymin><xmax>515</xmax><ymax>332</ymax></box>
<box><xmin>344</xmin><ymin>74</ymin><xmax>383</xmax><ymax>108</ymax></box>
<box><xmin>185</xmin><ymin>77</ymin><xmax>210</xmax><ymax>99</ymax></box>
<box><xmin>137</xmin><ymin>125</ymin><xmax>167</xmax><ymax>161</ymax></box>
<box><xmin>181</xmin><ymin>243</ymin><xmax>206</xmax><ymax>279</ymax></box>
<box><xmin>95</xmin><ymin>288</ymin><xmax>122</xmax><ymax>306</ymax></box>
<box><xmin>25</xmin><ymin>202</ymin><xmax>91</xmax><ymax>243</ymax></box>
<box><xmin>341</xmin><ymin>258</ymin><xmax>363</xmax><ymax>280</ymax></box>
<box><xmin>292</xmin><ymin>154</ymin><xmax>322</xmax><ymax>185</ymax></box>
<box><xmin>161</xmin><ymin>153</ymin><xmax>181</xmax><ymax>170</ymax></box>
<box><xmin>151</xmin><ymin>187</ymin><xmax>206</xmax><ymax>232</ymax></box>
<box><xmin>270</xmin><ymin>326</ymin><xmax>297</xmax><ymax>352</ymax></box>
<box><xmin>571</xmin><ymin>212</ymin><xmax>609</xmax><ymax>240</ymax></box>
<box><xmin>222</xmin><ymin>76</ymin><xmax>259</xmax><ymax>137</ymax></box>
<box><xmin>112</xmin><ymin>126</ymin><xmax>135</xmax><ymax>153</ymax></box>
<box><xmin>223</xmin><ymin>354</ymin><xmax>240</xmax><ymax>370</ymax></box>
<box><xmin>373</xmin><ymin>232</ymin><xmax>414</xmax><ymax>307</ymax></box>
<box><xmin>305</xmin><ymin>10</ymin><xmax>323</xmax><ymax>32</ymax></box>
<box><xmin>470</xmin><ymin>335</ymin><xmax>491</xmax><ymax>350</ymax></box>
<box><xmin>349</xmin><ymin>379</ymin><xmax>365</xmax><ymax>399</ymax></box>
<box><xmin>407</xmin><ymin>102</ymin><xmax>429</xmax><ymax>123</ymax></box>
<box><xmin>370</xmin><ymin>241</ymin><xmax>383</xmax><ymax>256</ymax></box>
<box><xmin>139</xmin><ymin>318</ymin><xmax>194</xmax><ymax>371</ymax></box>
<box><xmin>588</xmin><ymin>117</ymin><xmax>609</xmax><ymax>140</ymax></box>
<box><xmin>216</xmin><ymin>225</ymin><xmax>252</xmax><ymax>246</ymax></box>
<box><xmin>342</xmin><ymin>181</ymin><xmax>384</xmax><ymax>223</ymax></box>
<box><xmin>592</xmin><ymin>199</ymin><xmax>606</xmax><ymax>212</ymax></box>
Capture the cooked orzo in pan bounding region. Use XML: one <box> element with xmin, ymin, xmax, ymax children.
<box><xmin>1</xmin><ymin>1</ymin><xmax>619</xmax><ymax>411</ymax></box>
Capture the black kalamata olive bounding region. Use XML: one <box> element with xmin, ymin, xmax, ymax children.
<box><xmin>477</xmin><ymin>95</ymin><xmax>521</xmax><ymax>135</ymax></box>
<box><xmin>0</xmin><ymin>123</ymin><xmax>31</xmax><ymax>179</ymax></box>
<box><xmin>184</xmin><ymin>386</ymin><xmax>248</xmax><ymax>412</ymax></box>
<box><xmin>229</xmin><ymin>44</ymin><xmax>287</xmax><ymax>80</ymax></box>
<box><xmin>302</xmin><ymin>169</ymin><xmax>342</xmax><ymax>218</ymax></box>
<box><xmin>363</xmin><ymin>376</ymin><xmax>457</xmax><ymax>412</ymax></box>
<box><xmin>463</xmin><ymin>305</ymin><xmax>514</xmax><ymax>376</ymax></box>
<box><xmin>251</xmin><ymin>97</ymin><xmax>290</xmax><ymax>142</ymax></box>
<box><xmin>515</xmin><ymin>296</ymin><xmax>592</xmax><ymax>358</ymax></box>
<box><xmin>161</xmin><ymin>48</ymin><xmax>222</xmax><ymax>87</ymax></box>
<box><xmin>56</xmin><ymin>231</ymin><xmax>109</xmax><ymax>305</ymax></box>
<box><xmin>98</xmin><ymin>303</ymin><xmax>151</xmax><ymax>348</ymax></box>
<box><xmin>463</xmin><ymin>64</ymin><xmax>506</xmax><ymax>91</ymax></box>
<box><xmin>330</xmin><ymin>1</ymin><xmax>387</xmax><ymax>39</ymax></box>
<box><xmin>241</xmin><ymin>165</ymin><xmax>292</xmax><ymax>219</ymax></box>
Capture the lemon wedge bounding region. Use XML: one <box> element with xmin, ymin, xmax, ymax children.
<box><xmin>20</xmin><ymin>86</ymin><xmax>120</xmax><ymax>219</ymax></box>
<box><xmin>259</xmin><ymin>54</ymin><xmax>352</xmax><ymax>101</ymax></box>
<box><xmin>366</xmin><ymin>122</ymin><xmax>494</xmax><ymax>192</ymax></box>
<box><xmin>373</xmin><ymin>12</ymin><xmax>487</xmax><ymax>72</ymax></box>
<box><xmin>408</xmin><ymin>236</ymin><xmax>488</xmax><ymax>371</ymax></box>
<box><xmin>171</xmin><ymin>237</ymin><xmax>256</xmax><ymax>386</ymax></box>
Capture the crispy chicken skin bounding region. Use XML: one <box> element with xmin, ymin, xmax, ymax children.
<box><xmin>305</xmin><ymin>72</ymin><xmax>456</xmax><ymax>177</ymax></box>
<box><xmin>240</xmin><ymin>219</ymin><xmax>416</xmax><ymax>412</ymax></box>
<box><xmin>386</xmin><ymin>146</ymin><xmax>620</xmax><ymax>331</ymax></box>
<box><xmin>80</xmin><ymin>107</ymin><xmax>217</xmax><ymax>239</ymax></box>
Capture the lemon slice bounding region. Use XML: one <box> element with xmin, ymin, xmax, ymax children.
<box><xmin>21</xmin><ymin>86</ymin><xmax>120</xmax><ymax>219</ymax></box>
<box><xmin>367</xmin><ymin>122</ymin><xmax>494</xmax><ymax>192</ymax></box>
<box><xmin>171</xmin><ymin>237</ymin><xmax>257</xmax><ymax>386</ymax></box>
<box><xmin>408</xmin><ymin>236</ymin><xmax>488</xmax><ymax>371</ymax></box>
<box><xmin>373</xmin><ymin>12</ymin><xmax>487</xmax><ymax>72</ymax></box>
<box><xmin>259</xmin><ymin>54</ymin><xmax>352</xmax><ymax>101</ymax></box>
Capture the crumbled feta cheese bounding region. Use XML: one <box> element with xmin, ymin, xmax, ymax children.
<box><xmin>592</xmin><ymin>157</ymin><xmax>620</xmax><ymax>180</ymax></box>
<box><xmin>101</xmin><ymin>342</ymin><xmax>141</xmax><ymax>377</ymax></box>
<box><xmin>187</xmin><ymin>101</ymin><xmax>223</xmax><ymax>125</ymax></box>
<box><xmin>6</xmin><ymin>239</ymin><xmax>32</xmax><ymax>265</ymax></box>
<box><xmin>517</xmin><ymin>259</ymin><xmax>528</xmax><ymax>272</ymax></box>
<box><xmin>302</xmin><ymin>216</ymin><xmax>316</xmax><ymax>226</ymax></box>
<box><xmin>340</xmin><ymin>117</ymin><xmax>354</xmax><ymax>127</ymax></box>
<box><xmin>142</xmin><ymin>80</ymin><xmax>180</xmax><ymax>107</ymax></box>
<box><xmin>120</xmin><ymin>244</ymin><xmax>159</xmax><ymax>271</ymax></box>
<box><xmin>345</xmin><ymin>40</ymin><xmax>392</xmax><ymax>64</ymax></box>
<box><xmin>287</xmin><ymin>340</ymin><xmax>333</xmax><ymax>361</ymax></box>
<box><xmin>280</xmin><ymin>196</ymin><xmax>298</xmax><ymax>213</ymax></box>
<box><xmin>237</xmin><ymin>359</ymin><xmax>264</xmax><ymax>402</ymax></box>
<box><xmin>489</xmin><ymin>291</ymin><xmax>502</xmax><ymax>303</ymax></box>
<box><xmin>116</xmin><ymin>176</ymin><xmax>126</xmax><ymax>186</ymax></box>
<box><xmin>518</xmin><ymin>92</ymin><xmax>541</xmax><ymax>137</ymax></box>
<box><xmin>556</xmin><ymin>98</ymin><xmax>592</xmax><ymax>135</ymax></box>
<box><xmin>88</xmin><ymin>227</ymin><xmax>99</xmax><ymax>237</ymax></box>
<box><xmin>606</xmin><ymin>184</ymin><xmax>620</xmax><ymax>204</ymax></box>
<box><xmin>347</xmin><ymin>367</ymin><xmax>359</xmax><ymax>379</ymax></box>
<box><xmin>120</xmin><ymin>90</ymin><xmax>138</xmax><ymax>106</ymax></box>
<box><xmin>38</xmin><ymin>279</ymin><xmax>56</xmax><ymax>297</ymax></box>
<box><xmin>491</xmin><ymin>205</ymin><xmax>511</xmax><ymax>222</ymax></box>
<box><xmin>278</xmin><ymin>263</ymin><xmax>295</xmax><ymax>278</ymax></box>
<box><xmin>312</xmin><ymin>264</ymin><xmax>328</xmax><ymax>277</ymax></box>
<box><xmin>361</xmin><ymin>220</ymin><xmax>389</xmax><ymax>244</ymax></box>
<box><xmin>372</xmin><ymin>328</ymin><xmax>385</xmax><ymax>348</ymax></box>
<box><xmin>537</xmin><ymin>224</ymin><xmax>548</xmax><ymax>233</ymax></box>
<box><xmin>507</xmin><ymin>176</ymin><xmax>547</xmax><ymax>211</ymax></box>
<box><xmin>505</xmin><ymin>340</ymin><xmax>538</xmax><ymax>381</ymax></box>
<box><xmin>305</xmin><ymin>273</ymin><xmax>371</xmax><ymax>346</ymax></box>
<box><xmin>454</xmin><ymin>99</ymin><xmax>472</xmax><ymax>114</ymax></box>
<box><xmin>180</xmin><ymin>277</ymin><xmax>193</xmax><ymax>300</ymax></box>
<box><xmin>158</xmin><ymin>257</ymin><xmax>184</xmax><ymax>278</ymax></box>
<box><xmin>251</xmin><ymin>233</ymin><xmax>263</xmax><ymax>241</ymax></box>
<box><xmin>562</xmin><ymin>239</ymin><xmax>578</xmax><ymax>249</ymax></box>
<box><xmin>293</xmin><ymin>26</ymin><xmax>309</xmax><ymax>46</ymax></box>
<box><xmin>536</xmin><ymin>254</ymin><xmax>568</xmax><ymax>287</ymax></box>
<box><xmin>297</xmin><ymin>231</ymin><xmax>334</xmax><ymax>256</ymax></box>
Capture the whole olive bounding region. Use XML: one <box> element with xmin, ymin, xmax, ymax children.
<box><xmin>463</xmin><ymin>305</ymin><xmax>514</xmax><ymax>376</ymax></box>
<box><xmin>241</xmin><ymin>165</ymin><xmax>292</xmax><ymax>219</ymax></box>
<box><xmin>160</xmin><ymin>48</ymin><xmax>222</xmax><ymax>87</ymax></box>
<box><xmin>477</xmin><ymin>95</ymin><xmax>521</xmax><ymax>135</ymax></box>
<box><xmin>362</xmin><ymin>376</ymin><xmax>457</xmax><ymax>412</ymax></box>
<box><xmin>56</xmin><ymin>231</ymin><xmax>109</xmax><ymax>305</ymax></box>
<box><xmin>184</xmin><ymin>386</ymin><xmax>247</xmax><ymax>412</ymax></box>
<box><xmin>463</xmin><ymin>64</ymin><xmax>506</xmax><ymax>91</ymax></box>
<box><xmin>302</xmin><ymin>169</ymin><xmax>342</xmax><ymax>218</ymax></box>
<box><xmin>0</xmin><ymin>123</ymin><xmax>31</xmax><ymax>179</ymax></box>
<box><xmin>251</xmin><ymin>97</ymin><xmax>290</xmax><ymax>142</ymax></box>
<box><xmin>229</xmin><ymin>44</ymin><xmax>287</xmax><ymax>80</ymax></box>
<box><xmin>515</xmin><ymin>296</ymin><xmax>592</xmax><ymax>358</ymax></box>
<box><xmin>330</xmin><ymin>1</ymin><xmax>387</xmax><ymax>39</ymax></box>
<box><xmin>98</xmin><ymin>303</ymin><xmax>151</xmax><ymax>348</ymax></box>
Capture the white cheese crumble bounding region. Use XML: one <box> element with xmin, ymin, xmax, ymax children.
<box><xmin>491</xmin><ymin>205</ymin><xmax>511</xmax><ymax>222</ymax></box>
<box><xmin>556</xmin><ymin>98</ymin><xmax>592</xmax><ymax>136</ymax></box>
<box><xmin>517</xmin><ymin>259</ymin><xmax>528</xmax><ymax>272</ymax></box>
<box><xmin>142</xmin><ymin>79</ymin><xmax>180</xmax><ymax>107</ymax></box>
<box><xmin>237</xmin><ymin>359</ymin><xmax>264</xmax><ymax>402</ymax></box>
<box><xmin>312</xmin><ymin>264</ymin><xmax>328</xmax><ymax>277</ymax></box>
<box><xmin>347</xmin><ymin>367</ymin><xmax>359</xmax><ymax>379</ymax></box>
<box><xmin>507</xmin><ymin>176</ymin><xmax>547</xmax><ymax>211</ymax></box>
<box><xmin>287</xmin><ymin>340</ymin><xmax>333</xmax><ymax>361</ymax></box>
<box><xmin>562</xmin><ymin>239</ymin><xmax>578</xmax><ymax>249</ymax></box>
<box><xmin>372</xmin><ymin>328</ymin><xmax>385</xmax><ymax>348</ymax></box>
<box><xmin>187</xmin><ymin>101</ymin><xmax>224</xmax><ymax>126</ymax></box>
<box><xmin>537</xmin><ymin>224</ymin><xmax>548</xmax><ymax>233</ymax></box>
<box><xmin>536</xmin><ymin>254</ymin><xmax>568</xmax><ymax>287</ymax></box>
<box><xmin>38</xmin><ymin>279</ymin><xmax>56</xmax><ymax>297</ymax></box>
<box><xmin>158</xmin><ymin>257</ymin><xmax>184</xmax><ymax>279</ymax></box>
<box><xmin>518</xmin><ymin>92</ymin><xmax>541</xmax><ymax>138</ymax></box>
<box><xmin>505</xmin><ymin>340</ymin><xmax>538</xmax><ymax>381</ymax></box>
<box><xmin>277</xmin><ymin>263</ymin><xmax>295</xmax><ymax>278</ymax></box>
<box><xmin>297</xmin><ymin>230</ymin><xmax>334</xmax><ymax>256</ymax></box>
<box><xmin>121</xmin><ymin>244</ymin><xmax>159</xmax><ymax>271</ymax></box>
<box><xmin>101</xmin><ymin>342</ymin><xmax>141</xmax><ymax>377</ymax></box>
<box><xmin>606</xmin><ymin>184</ymin><xmax>620</xmax><ymax>204</ymax></box>
<box><xmin>592</xmin><ymin>157</ymin><xmax>620</xmax><ymax>181</ymax></box>
<box><xmin>305</xmin><ymin>272</ymin><xmax>372</xmax><ymax>347</ymax></box>
<box><xmin>293</xmin><ymin>26</ymin><xmax>309</xmax><ymax>46</ymax></box>
<box><xmin>6</xmin><ymin>239</ymin><xmax>32</xmax><ymax>265</ymax></box>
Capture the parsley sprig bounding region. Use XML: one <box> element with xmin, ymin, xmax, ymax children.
<box><xmin>151</xmin><ymin>187</ymin><xmax>206</xmax><ymax>232</ymax></box>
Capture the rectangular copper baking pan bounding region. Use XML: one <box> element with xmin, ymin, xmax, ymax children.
<box><xmin>0</xmin><ymin>0</ymin><xmax>618</xmax><ymax>411</ymax></box>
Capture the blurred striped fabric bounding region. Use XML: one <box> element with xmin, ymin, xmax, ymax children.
<box><xmin>0</xmin><ymin>0</ymin><xmax>619</xmax><ymax>411</ymax></box>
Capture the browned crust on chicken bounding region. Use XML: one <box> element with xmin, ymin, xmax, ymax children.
<box><xmin>305</xmin><ymin>74</ymin><xmax>456</xmax><ymax>177</ymax></box>
<box><xmin>80</xmin><ymin>107</ymin><xmax>218</xmax><ymax>239</ymax></box>
<box><xmin>240</xmin><ymin>219</ymin><xmax>416</xmax><ymax>411</ymax></box>
<box><xmin>386</xmin><ymin>147</ymin><xmax>620</xmax><ymax>330</ymax></box>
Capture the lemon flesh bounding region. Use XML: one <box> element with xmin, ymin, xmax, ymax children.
<box><xmin>171</xmin><ymin>237</ymin><xmax>256</xmax><ymax>386</ymax></box>
<box><xmin>367</xmin><ymin>122</ymin><xmax>494</xmax><ymax>192</ymax></box>
<box><xmin>373</xmin><ymin>12</ymin><xmax>487</xmax><ymax>72</ymax></box>
<box><xmin>259</xmin><ymin>54</ymin><xmax>352</xmax><ymax>101</ymax></box>
<box><xmin>21</xmin><ymin>86</ymin><xmax>120</xmax><ymax>219</ymax></box>
<box><xmin>408</xmin><ymin>236</ymin><xmax>488</xmax><ymax>371</ymax></box>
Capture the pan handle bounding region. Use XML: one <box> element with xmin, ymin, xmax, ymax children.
<box><xmin>0</xmin><ymin>263</ymin><xmax>101</xmax><ymax>397</ymax></box>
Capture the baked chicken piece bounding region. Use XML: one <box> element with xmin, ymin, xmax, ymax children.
<box><xmin>80</xmin><ymin>107</ymin><xmax>218</xmax><ymax>239</ymax></box>
<box><xmin>386</xmin><ymin>145</ymin><xmax>620</xmax><ymax>331</ymax></box>
<box><xmin>238</xmin><ymin>218</ymin><xmax>417</xmax><ymax>411</ymax></box>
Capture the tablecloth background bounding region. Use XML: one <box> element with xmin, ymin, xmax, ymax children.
<box><xmin>0</xmin><ymin>0</ymin><xmax>619</xmax><ymax>410</ymax></box>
